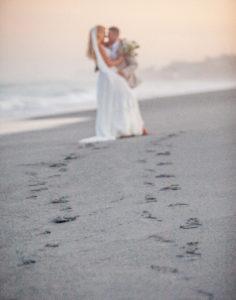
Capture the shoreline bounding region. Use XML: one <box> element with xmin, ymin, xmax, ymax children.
<box><xmin>1</xmin><ymin>87</ymin><xmax>236</xmax><ymax>136</ymax></box>
<box><xmin>0</xmin><ymin>116</ymin><xmax>91</xmax><ymax>136</ymax></box>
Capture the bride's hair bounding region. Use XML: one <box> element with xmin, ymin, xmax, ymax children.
<box><xmin>87</xmin><ymin>25</ymin><xmax>105</xmax><ymax>60</ymax></box>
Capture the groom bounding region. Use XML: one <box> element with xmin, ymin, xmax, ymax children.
<box><xmin>104</xmin><ymin>26</ymin><xmax>139</xmax><ymax>88</ymax></box>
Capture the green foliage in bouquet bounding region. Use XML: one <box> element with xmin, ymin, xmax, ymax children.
<box><xmin>121</xmin><ymin>39</ymin><xmax>140</xmax><ymax>57</ymax></box>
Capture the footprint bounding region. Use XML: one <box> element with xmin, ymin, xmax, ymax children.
<box><xmin>156</xmin><ymin>162</ymin><xmax>173</xmax><ymax>166</ymax></box>
<box><xmin>156</xmin><ymin>151</ymin><xmax>171</xmax><ymax>156</ymax></box>
<box><xmin>26</xmin><ymin>195</ymin><xmax>38</xmax><ymax>199</ymax></box>
<box><xmin>155</xmin><ymin>174</ymin><xmax>175</xmax><ymax>178</ymax></box>
<box><xmin>159</xmin><ymin>133</ymin><xmax>179</xmax><ymax>142</ymax></box>
<box><xmin>28</xmin><ymin>181</ymin><xmax>46</xmax><ymax>187</ymax></box>
<box><xmin>18</xmin><ymin>257</ymin><xmax>36</xmax><ymax>266</ymax></box>
<box><xmin>148</xmin><ymin>234</ymin><xmax>174</xmax><ymax>243</ymax></box>
<box><xmin>52</xmin><ymin>216</ymin><xmax>78</xmax><ymax>224</ymax></box>
<box><xmin>145</xmin><ymin>195</ymin><xmax>157</xmax><ymax>203</ymax></box>
<box><xmin>49</xmin><ymin>162</ymin><xmax>67</xmax><ymax>168</ymax></box>
<box><xmin>48</xmin><ymin>174</ymin><xmax>61</xmax><ymax>178</ymax></box>
<box><xmin>185</xmin><ymin>242</ymin><xmax>201</xmax><ymax>256</ymax></box>
<box><xmin>160</xmin><ymin>184</ymin><xmax>181</xmax><ymax>191</ymax></box>
<box><xmin>45</xmin><ymin>243</ymin><xmax>59</xmax><ymax>248</ymax></box>
<box><xmin>145</xmin><ymin>168</ymin><xmax>156</xmax><ymax>173</ymax></box>
<box><xmin>64</xmin><ymin>153</ymin><xmax>78</xmax><ymax>160</ymax></box>
<box><xmin>177</xmin><ymin>242</ymin><xmax>201</xmax><ymax>259</ymax></box>
<box><xmin>30</xmin><ymin>187</ymin><xmax>48</xmax><ymax>193</ymax></box>
<box><xmin>51</xmin><ymin>196</ymin><xmax>69</xmax><ymax>204</ymax></box>
<box><xmin>144</xmin><ymin>181</ymin><xmax>155</xmax><ymax>186</ymax></box>
<box><xmin>168</xmin><ymin>202</ymin><xmax>189</xmax><ymax>207</ymax></box>
<box><xmin>88</xmin><ymin>211</ymin><xmax>97</xmax><ymax>216</ymax></box>
<box><xmin>40</xmin><ymin>230</ymin><xmax>51</xmax><ymax>235</ymax></box>
<box><xmin>182</xmin><ymin>276</ymin><xmax>192</xmax><ymax>281</ymax></box>
<box><xmin>150</xmin><ymin>265</ymin><xmax>178</xmax><ymax>274</ymax></box>
<box><xmin>110</xmin><ymin>195</ymin><xmax>125</xmax><ymax>203</ymax></box>
<box><xmin>60</xmin><ymin>206</ymin><xmax>72</xmax><ymax>211</ymax></box>
<box><xmin>197</xmin><ymin>289</ymin><xmax>214</xmax><ymax>300</ymax></box>
<box><xmin>166</xmin><ymin>133</ymin><xmax>179</xmax><ymax>139</ymax></box>
<box><xmin>142</xmin><ymin>210</ymin><xmax>162</xmax><ymax>221</ymax></box>
<box><xmin>180</xmin><ymin>218</ymin><xmax>202</xmax><ymax>229</ymax></box>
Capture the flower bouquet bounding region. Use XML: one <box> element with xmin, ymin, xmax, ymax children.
<box><xmin>121</xmin><ymin>39</ymin><xmax>140</xmax><ymax>57</ymax></box>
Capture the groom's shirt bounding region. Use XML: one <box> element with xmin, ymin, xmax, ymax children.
<box><xmin>109</xmin><ymin>40</ymin><xmax>121</xmax><ymax>60</ymax></box>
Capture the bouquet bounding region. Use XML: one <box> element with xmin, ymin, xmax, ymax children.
<box><xmin>121</xmin><ymin>39</ymin><xmax>140</xmax><ymax>57</ymax></box>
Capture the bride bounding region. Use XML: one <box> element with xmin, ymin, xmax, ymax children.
<box><xmin>79</xmin><ymin>25</ymin><xmax>148</xmax><ymax>144</ymax></box>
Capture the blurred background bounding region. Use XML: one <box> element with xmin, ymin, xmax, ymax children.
<box><xmin>0</xmin><ymin>0</ymin><xmax>236</xmax><ymax>120</ymax></box>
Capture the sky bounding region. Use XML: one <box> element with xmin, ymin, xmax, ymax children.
<box><xmin>0</xmin><ymin>0</ymin><xmax>236</xmax><ymax>83</ymax></box>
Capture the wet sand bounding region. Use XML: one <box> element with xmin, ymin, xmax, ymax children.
<box><xmin>0</xmin><ymin>89</ymin><xmax>236</xmax><ymax>300</ymax></box>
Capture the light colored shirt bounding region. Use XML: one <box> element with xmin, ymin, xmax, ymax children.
<box><xmin>109</xmin><ymin>40</ymin><xmax>121</xmax><ymax>60</ymax></box>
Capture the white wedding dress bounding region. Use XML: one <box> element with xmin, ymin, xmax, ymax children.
<box><xmin>79</xmin><ymin>27</ymin><xmax>144</xmax><ymax>144</ymax></box>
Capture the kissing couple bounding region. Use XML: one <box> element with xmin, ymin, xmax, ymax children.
<box><xmin>95</xmin><ymin>26</ymin><xmax>140</xmax><ymax>89</ymax></box>
<box><xmin>79</xmin><ymin>25</ymin><xmax>148</xmax><ymax>145</ymax></box>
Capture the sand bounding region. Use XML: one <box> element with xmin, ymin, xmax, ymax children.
<box><xmin>0</xmin><ymin>89</ymin><xmax>236</xmax><ymax>300</ymax></box>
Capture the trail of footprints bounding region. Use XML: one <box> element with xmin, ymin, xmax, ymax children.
<box><xmin>139</xmin><ymin>132</ymin><xmax>205</xmax><ymax>293</ymax></box>
<box><xmin>21</xmin><ymin>143</ymin><xmax>113</xmax><ymax>266</ymax></box>
<box><xmin>19</xmin><ymin>135</ymin><xmax>209</xmax><ymax>298</ymax></box>
<box><xmin>21</xmin><ymin>152</ymin><xmax>84</xmax><ymax>266</ymax></box>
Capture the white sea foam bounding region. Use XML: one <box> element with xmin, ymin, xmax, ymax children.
<box><xmin>0</xmin><ymin>78</ymin><xmax>236</xmax><ymax>120</ymax></box>
<box><xmin>0</xmin><ymin>117</ymin><xmax>91</xmax><ymax>135</ymax></box>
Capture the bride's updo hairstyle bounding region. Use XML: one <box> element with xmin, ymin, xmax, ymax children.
<box><xmin>87</xmin><ymin>25</ymin><xmax>105</xmax><ymax>60</ymax></box>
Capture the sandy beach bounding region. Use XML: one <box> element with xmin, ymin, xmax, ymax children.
<box><xmin>0</xmin><ymin>88</ymin><xmax>236</xmax><ymax>300</ymax></box>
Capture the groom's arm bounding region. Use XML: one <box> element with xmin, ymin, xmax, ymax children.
<box><xmin>99</xmin><ymin>45</ymin><xmax>124</xmax><ymax>67</ymax></box>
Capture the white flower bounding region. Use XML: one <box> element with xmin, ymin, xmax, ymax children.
<box><xmin>121</xmin><ymin>39</ymin><xmax>140</xmax><ymax>57</ymax></box>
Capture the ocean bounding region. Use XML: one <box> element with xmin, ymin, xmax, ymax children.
<box><xmin>1</xmin><ymin>77</ymin><xmax>236</xmax><ymax>120</ymax></box>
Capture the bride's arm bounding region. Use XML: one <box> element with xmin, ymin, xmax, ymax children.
<box><xmin>98</xmin><ymin>45</ymin><xmax>124</xmax><ymax>67</ymax></box>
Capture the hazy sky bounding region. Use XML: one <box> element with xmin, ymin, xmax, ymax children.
<box><xmin>0</xmin><ymin>0</ymin><xmax>236</xmax><ymax>82</ymax></box>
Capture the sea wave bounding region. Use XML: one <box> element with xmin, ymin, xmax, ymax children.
<box><xmin>0</xmin><ymin>79</ymin><xmax>236</xmax><ymax>120</ymax></box>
